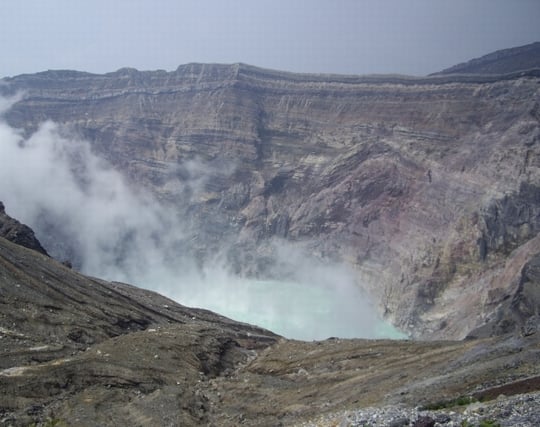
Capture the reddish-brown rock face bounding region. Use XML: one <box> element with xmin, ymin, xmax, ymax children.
<box><xmin>2</xmin><ymin>63</ymin><xmax>540</xmax><ymax>339</ymax></box>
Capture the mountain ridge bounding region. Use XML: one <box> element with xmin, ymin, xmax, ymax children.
<box><xmin>433</xmin><ymin>41</ymin><xmax>540</xmax><ymax>75</ymax></box>
<box><xmin>5</xmin><ymin>61</ymin><xmax>540</xmax><ymax>92</ymax></box>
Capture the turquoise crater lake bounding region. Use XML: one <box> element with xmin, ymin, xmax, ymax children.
<box><xmin>185</xmin><ymin>279</ymin><xmax>407</xmax><ymax>341</ymax></box>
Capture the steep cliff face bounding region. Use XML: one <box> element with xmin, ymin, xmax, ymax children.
<box><xmin>1</xmin><ymin>61</ymin><xmax>540</xmax><ymax>339</ymax></box>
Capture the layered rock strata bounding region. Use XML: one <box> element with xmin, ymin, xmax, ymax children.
<box><xmin>1</xmin><ymin>61</ymin><xmax>540</xmax><ymax>339</ymax></box>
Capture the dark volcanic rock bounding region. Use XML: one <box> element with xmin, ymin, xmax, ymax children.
<box><xmin>0</xmin><ymin>201</ymin><xmax>48</xmax><ymax>256</ymax></box>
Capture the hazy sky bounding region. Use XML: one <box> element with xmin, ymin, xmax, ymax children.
<box><xmin>2</xmin><ymin>0</ymin><xmax>540</xmax><ymax>78</ymax></box>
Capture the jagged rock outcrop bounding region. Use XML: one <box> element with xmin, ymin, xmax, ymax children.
<box><xmin>467</xmin><ymin>250</ymin><xmax>540</xmax><ymax>338</ymax></box>
<box><xmin>0</xmin><ymin>201</ymin><xmax>48</xmax><ymax>256</ymax></box>
<box><xmin>1</xmin><ymin>45</ymin><xmax>540</xmax><ymax>339</ymax></box>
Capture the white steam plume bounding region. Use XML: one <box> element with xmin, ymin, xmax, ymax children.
<box><xmin>0</xmin><ymin>98</ymin><xmax>405</xmax><ymax>340</ymax></box>
<box><xmin>0</xmin><ymin>118</ymin><xmax>193</xmax><ymax>286</ymax></box>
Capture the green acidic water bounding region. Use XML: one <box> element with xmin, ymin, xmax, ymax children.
<box><xmin>189</xmin><ymin>279</ymin><xmax>407</xmax><ymax>341</ymax></box>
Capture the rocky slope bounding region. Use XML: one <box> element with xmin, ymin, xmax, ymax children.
<box><xmin>0</xmin><ymin>212</ymin><xmax>539</xmax><ymax>426</ymax></box>
<box><xmin>0</xmin><ymin>211</ymin><xmax>278</xmax><ymax>426</ymax></box>
<box><xmin>1</xmin><ymin>45</ymin><xmax>540</xmax><ymax>340</ymax></box>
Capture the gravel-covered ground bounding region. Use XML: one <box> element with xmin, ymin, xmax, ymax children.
<box><xmin>299</xmin><ymin>391</ymin><xmax>540</xmax><ymax>426</ymax></box>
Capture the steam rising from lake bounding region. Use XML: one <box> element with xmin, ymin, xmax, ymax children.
<box><xmin>0</xmin><ymin>97</ymin><xmax>405</xmax><ymax>340</ymax></box>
